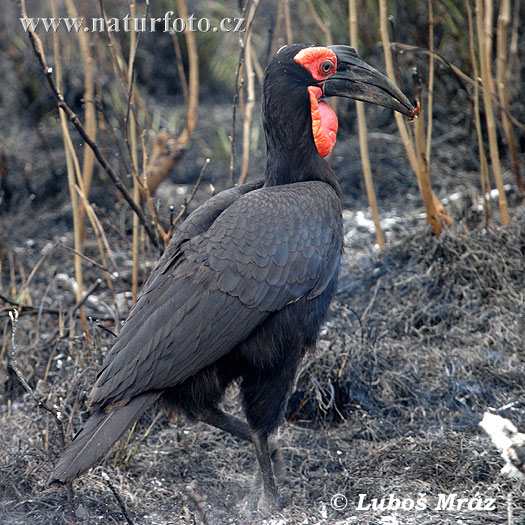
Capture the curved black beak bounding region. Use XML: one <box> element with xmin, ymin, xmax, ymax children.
<box><xmin>325</xmin><ymin>45</ymin><xmax>416</xmax><ymax>118</ymax></box>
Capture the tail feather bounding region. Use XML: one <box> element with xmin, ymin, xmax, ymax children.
<box><xmin>49</xmin><ymin>392</ymin><xmax>161</xmax><ymax>484</ymax></box>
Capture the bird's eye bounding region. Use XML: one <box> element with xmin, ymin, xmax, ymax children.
<box><xmin>319</xmin><ymin>60</ymin><xmax>334</xmax><ymax>75</ymax></box>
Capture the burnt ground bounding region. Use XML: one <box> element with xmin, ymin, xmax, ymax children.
<box><xmin>1</xmin><ymin>119</ymin><xmax>524</xmax><ymax>525</ymax></box>
<box><xmin>1</xmin><ymin>8</ymin><xmax>525</xmax><ymax>521</ymax></box>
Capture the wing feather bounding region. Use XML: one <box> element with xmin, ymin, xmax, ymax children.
<box><xmin>89</xmin><ymin>181</ymin><xmax>342</xmax><ymax>408</ymax></box>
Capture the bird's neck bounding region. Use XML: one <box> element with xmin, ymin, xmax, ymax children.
<box><xmin>263</xmin><ymin>105</ymin><xmax>341</xmax><ymax>197</ymax></box>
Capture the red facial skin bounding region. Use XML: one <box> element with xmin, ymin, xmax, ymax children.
<box><xmin>294</xmin><ymin>47</ymin><xmax>338</xmax><ymax>157</ymax></box>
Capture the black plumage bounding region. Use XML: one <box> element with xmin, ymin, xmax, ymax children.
<box><xmin>49</xmin><ymin>44</ymin><xmax>415</xmax><ymax>510</ymax></box>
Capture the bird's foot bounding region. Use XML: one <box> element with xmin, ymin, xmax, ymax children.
<box><xmin>240</xmin><ymin>485</ymin><xmax>286</xmax><ymax>516</ymax></box>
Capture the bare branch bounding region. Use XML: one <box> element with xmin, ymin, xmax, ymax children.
<box><xmin>8</xmin><ymin>310</ymin><xmax>65</xmax><ymax>447</ymax></box>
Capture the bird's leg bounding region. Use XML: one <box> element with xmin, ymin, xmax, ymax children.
<box><xmin>193</xmin><ymin>407</ymin><xmax>285</xmax><ymax>476</ymax></box>
<box><xmin>193</xmin><ymin>406</ymin><xmax>252</xmax><ymax>442</ymax></box>
<box><xmin>250</xmin><ymin>430</ymin><xmax>281</xmax><ymax>511</ymax></box>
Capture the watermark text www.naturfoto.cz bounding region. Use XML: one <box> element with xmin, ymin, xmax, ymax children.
<box><xmin>20</xmin><ymin>12</ymin><xmax>245</xmax><ymax>34</ymax></box>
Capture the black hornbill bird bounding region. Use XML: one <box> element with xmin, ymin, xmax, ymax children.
<box><xmin>49</xmin><ymin>44</ymin><xmax>416</xmax><ymax>509</ymax></box>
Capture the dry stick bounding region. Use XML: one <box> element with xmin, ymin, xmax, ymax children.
<box><xmin>425</xmin><ymin>0</ymin><xmax>435</xmax><ymax>164</ymax></box>
<box><xmin>496</xmin><ymin>0</ymin><xmax>523</xmax><ymax>192</ymax></box>
<box><xmin>13</xmin><ymin>245</ymin><xmax>54</xmax><ymax>311</ymax></box>
<box><xmin>50</xmin><ymin>0</ymin><xmax>89</xmax><ymax>338</ymax></box>
<box><xmin>349</xmin><ymin>0</ymin><xmax>385</xmax><ymax>250</ymax></box>
<box><xmin>20</xmin><ymin>1</ymin><xmax>160</xmax><ymax>249</ymax></box>
<box><xmin>128</xmin><ymin>1</ymin><xmax>140</xmax><ymax>300</ymax></box>
<box><xmin>94</xmin><ymin>33</ymin><xmax>109</xmax><ymax>155</ymax></box>
<box><xmin>272</xmin><ymin>0</ymin><xmax>285</xmax><ymax>54</ymax></box>
<box><xmin>17</xmin><ymin>264</ymin><xmax>34</xmax><ymax>307</ymax></box>
<box><xmin>229</xmin><ymin>0</ymin><xmax>258</xmax><ymax>185</ymax></box>
<box><xmin>174</xmin><ymin>0</ymin><xmax>199</xmax><ymax>148</ymax></box>
<box><xmin>171</xmin><ymin>159</ymin><xmax>210</xmax><ymax>229</ymax></box>
<box><xmin>414</xmin><ymin>84</ymin><xmax>441</xmax><ymax>236</ymax></box>
<box><xmin>307</xmin><ymin>0</ymin><xmax>332</xmax><ymax>44</ymax></box>
<box><xmin>283</xmin><ymin>0</ymin><xmax>293</xmax><ymax>44</ymax></box>
<box><xmin>55</xmin><ymin>242</ymin><xmax>112</xmax><ymax>274</ymax></box>
<box><xmin>378</xmin><ymin>0</ymin><xmax>448</xmax><ymax>236</ymax></box>
<box><xmin>0</xmin><ymin>294</ymin><xmax>60</xmax><ymax>316</ymax></box>
<box><xmin>251</xmin><ymin>46</ymin><xmax>265</xmax><ymax>86</ymax></box>
<box><xmin>172</xmin><ymin>31</ymin><xmax>189</xmax><ymax>109</ymax></box>
<box><xmin>466</xmin><ymin>0</ymin><xmax>491</xmax><ymax>226</ymax></box>
<box><xmin>101</xmin><ymin>472</ymin><xmax>135</xmax><ymax>525</ymax></box>
<box><xmin>74</xmin><ymin>184</ymin><xmax>119</xmax><ymax>310</ymax></box>
<box><xmin>476</xmin><ymin>0</ymin><xmax>510</xmax><ymax>226</ymax></box>
<box><xmin>238</xmin><ymin>2</ymin><xmax>259</xmax><ymax>186</ymax></box>
<box><xmin>124</xmin><ymin>412</ymin><xmax>162</xmax><ymax>464</ymax></box>
<box><xmin>65</xmin><ymin>0</ymin><xmax>97</xmax><ymax>241</ymax></box>
<box><xmin>8</xmin><ymin>310</ymin><xmax>65</xmax><ymax>447</ymax></box>
<box><xmin>508</xmin><ymin>0</ymin><xmax>520</xmax><ymax>85</ymax></box>
<box><xmin>229</xmin><ymin>2</ymin><xmax>249</xmax><ymax>185</ymax></box>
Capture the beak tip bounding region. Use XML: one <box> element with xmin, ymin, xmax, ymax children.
<box><xmin>407</xmin><ymin>99</ymin><xmax>421</xmax><ymax>121</ymax></box>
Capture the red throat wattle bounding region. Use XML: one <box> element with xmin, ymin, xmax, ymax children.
<box><xmin>308</xmin><ymin>86</ymin><xmax>338</xmax><ymax>158</ymax></box>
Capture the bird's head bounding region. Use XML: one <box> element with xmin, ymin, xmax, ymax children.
<box><xmin>263</xmin><ymin>44</ymin><xmax>417</xmax><ymax>160</ymax></box>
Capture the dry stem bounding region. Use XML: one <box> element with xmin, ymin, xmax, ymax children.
<box><xmin>349</xmin><ymin>0</ymin><xmax>385</xmax><ymax>249</ymax></box>
<box><xmin>64</xmin><ymin>0</ymin><xmax>97</xmax><ymax>241</ymax></box>
<box><xmin>466</xmin><ymin>0</ymin><xmax>491</xmax><ymax>225</ymax></box>
<box><xmin>238</xmin><ymin>2</ymin><xmax>259</xmax><ymax>185</ymax></box>
<box><xmin>476</xmin><ymin>0</ymin><xmax>510</xmax><ymax>225</ymax></box>
<box><xmin>496</xmin><ymin>0</ymin><xmax>523</xmax><ymax>192</ymax></box>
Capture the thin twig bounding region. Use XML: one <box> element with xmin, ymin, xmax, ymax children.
<box><xmin>171</xmin><ymin>159</ymin><xmax>210</xmax><ymax>230</ymax></box>
<box><xmin>8</xmin><ymin>310</ymin><xmax>65</xmax><ymax>447</ymax></box>
<box><xmin>307</xmin><ymin>0</ymin><xmax>332</xmax><ymax>44</ymax></box>
<box><xmin>64</xmin><ymin>0</ymin><xmax>97</xmax><ymax>241</ymax></box>
<box><xmin>97</xmin><ymin>0</ymin><xmax>152</xmax><ymax>129</ymax></box>
<box><xmin>379</xmin><ymin>0</ymin><xmax>449</xmax><ymax>236</ymax></box>
<box><xmin>145</xmin><ymin>0</ymin><xmax>199</xmax><ymax>196</ymax></box>
<box><xmin>55</xmin><ymin>242</ymin><xmax>112</xmax><ymax>274</ymax></box>
<box><xmin>101</xmin><ymin>471</ymin><xmax>135</xmax><ymax>525</ymax></box>
<box><xmin>0</xmin><ymin>294</ymin><xmax>60</xmax><ymax>316</ymax></box>
<box><xmin>172</xmin><ymin>32</ymin><xmax>189</xmax><ymax>109</ymax></box>
<box><xmin>51</xmin><ymin>0</ymin><xmax>89</xmax><ymax>337</ymax></box>
<box><xmin>283</xmin><ymin>0</ymin><xmax>293</xmax><ymax>43</ymax></box>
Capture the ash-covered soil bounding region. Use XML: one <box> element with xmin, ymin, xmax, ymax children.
<box><xmin>1</xmin><ymin>166</ymin><xmax>524</xmax><ymax>524</ymax></box>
